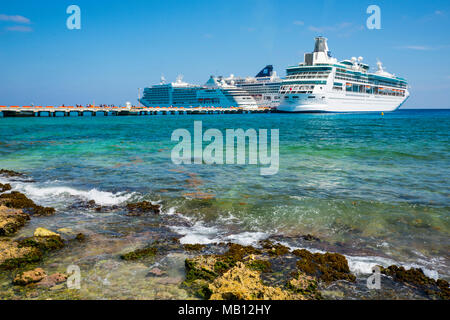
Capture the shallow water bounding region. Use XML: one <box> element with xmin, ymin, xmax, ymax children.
<box><xmin>0</xmin><ymin>110</ymin><xmax>449</xmax><ymax>299</ymax></box>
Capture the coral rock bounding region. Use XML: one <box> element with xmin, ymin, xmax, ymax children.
<box><xmin>0</xmin><ymin>205</ymin><xmax>30</xmax><ymax>236</ymax></box>
<box><xmin>209</xmin><ymin>262</ymin><xmax>305</xmax><ymax>300</ymax></box>
<box><xmin>36</xmin><ymin>273</ymin><xmax>68</xmax><ymax>288</ymax></box>
<box><xmin>34</xmin><ymin>227</ymin><xmax>60</xmax><ymax>237</ymax></box>
<box><xmin>0</xmin><ymin>239</ymin><xmax>42</xmax><ymax>269</ymax></box>
<box><xmin>13</xmin><ymin>268</ymin><xmax>47</xmax><ymax>285</ymax></box>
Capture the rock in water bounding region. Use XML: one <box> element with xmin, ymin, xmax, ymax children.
<box><xmin>0</xmin><ymin>183</ymin><xmax>12</xmax><ymax>193</ymax></box>
<box><xmin>18</xmin><ymin>228</ymin><xmax>64</xmax><ymax>252</ymax></box>
<box><xmin>0</xmin><ymin>205</ymin><xmax>30</xmax><ymax>236</ymax></box>
<box><xmin>34</xmin><ymin>227</ymin><xmax>60</xmax><ymax>237</ymax></box>
<box><xmin>148</xmin><ymin>267</ymin><xmax>166</xmax><ymax>277</ymax></box>
<box><xmin>36</xmin><ymin>273</ymin><xmax>68</xmax><ymax>288</ymax></box>
<box><xmin>0</xmin><ymin>191</ymin><xmax>55</xmax><ymax>216</ymax></box>
<box><xmin>126</xmin><ymin>201</ymin><xmax>161</xmax><ymax>216</ymax></box>
<box><xmin>380</xmin><ymin>265</ymin><xmax>450</xmax><ymax>300</ymax></box>
<box><xmin>0</xmin><ymin>169</ymin><xmax>24</xmax><ymax>178</ymax></box>
<box><xmin>208</xmin><ymin>262</ymin><xmax>305</xmax><ymax>300</ymax></box>
<box><xmin>13</xmin><ymin>268</ymin><xmax>47</xmax><ymax>285</ymax></box>
<box><xmin>0</xmin><ymin>239</ymin><xmax>42</xmax><ymax>269</ymax></box>
<box><xmin>292</xmin><ymin>249</ymin><xmax>356</xmax><ymax>283</ymax></box>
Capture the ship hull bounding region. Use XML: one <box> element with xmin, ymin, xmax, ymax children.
<box><xmin>276</xmin><ymin>93</ymin><xmax>409</xmax><ymax>113</ymax></box>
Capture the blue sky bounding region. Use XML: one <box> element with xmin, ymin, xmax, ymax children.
<box><xmin>1</xmin><ymin>0</ymin><xmax>449</xmax><ymax>108</ymax></box>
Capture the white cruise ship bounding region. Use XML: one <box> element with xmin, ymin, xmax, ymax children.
<box><xmin>223</xmin><ymin>65</ymin><xmax>282</xmax><ymax>108</ymax></box>
<box><xmin>139</xmin><ymin>75</ymin><xmax>258</xmax><ymax>109</ymax></box>
<box><xmin>276</xmin><ymin>37</ymin><xmax>410</xmax><ymax>113</ymax></box>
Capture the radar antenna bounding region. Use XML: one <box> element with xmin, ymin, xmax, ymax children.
<box><xmin>176</xmin><ymin>74</ymin><xmax>184</xmax><ymax>83</ymax></box>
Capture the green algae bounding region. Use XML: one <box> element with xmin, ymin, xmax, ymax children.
<box><xmin>286</xmin><ymin>272</ymin><xmax>322</xmax><ymax>300</ymax></box>
<box><xmin>183</xmin><ymin>244</ymin><xmax>206</xmax><ymax>251</ymax></box>
<box><xmin>120</xmin><ymin>247</ymin><xmax>158</xmax><ymax>261</ymax></box>
<box><xmin>18</xmin><ymin>236</ymin><xmax>65</xmax><ymax>252</ymax></box>
<box><xmin>247</xmin><ymin>259</ymin><xmax>272</xmax><ymax>273</ymax></box>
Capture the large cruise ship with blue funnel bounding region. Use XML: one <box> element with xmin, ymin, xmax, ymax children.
<box><xmin>139</xmin><ymin>75</ymin><xmax>258</xmax><ymax>109</ymax></box>
<box><xmin>276</xmin><ymin>37</ymin><xmax>410</xmax><ymax>113</ymax></box>
<box><xmin>224</xmin><ymin>65</ymin><xmax>282</xmax><ymax>108</ymax></box>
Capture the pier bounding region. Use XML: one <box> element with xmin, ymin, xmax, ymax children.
<box><xmin>0</xmin><ymin>106</ymin><xmax>271</xmax><ymax>118</ymax></box>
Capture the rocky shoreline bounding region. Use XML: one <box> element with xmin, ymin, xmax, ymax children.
<box><xmin>0</xmin><ymin>169</ymin><xmax>448</xmax><ymax>300</ymax></box>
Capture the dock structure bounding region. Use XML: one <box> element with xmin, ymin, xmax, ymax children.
<box><xmin>0</xmin><ymin>106</ymin><xmax>271</xmax><ymax>118</ymax></box>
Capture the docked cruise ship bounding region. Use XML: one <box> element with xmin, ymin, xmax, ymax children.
<box><xmin>224</xmin><ymin>65</ymin><xmax>282</xmax><ymax>108</ymax></box>
<box><xmin>276</xmin><ymin>37</ymin><xmax>410</xmax><ymax>112</ymax></box>
<box><xmin>139</xmin><ymin>75</ymin><xmax>258</xmax><ymax>109</ymax></box>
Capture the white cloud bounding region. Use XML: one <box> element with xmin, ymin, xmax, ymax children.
<box><xmin>307</xmin><ymin>22</ymin><xmax>361</xmax><ymax>37</ymax></box>
<box><xmin>399</xmin><ymin>45</ymin><xmax>431</xmax><ymax>51</ymax></box>
<box><xmin>5</xmin><ymin>25</ymin><xmax>33</xmax><ymax>32</ymax></box>
<box><xmin>0</xmin><ymin>14</ymin><xmax>31</xmax><ymax>24</ymax></box>
<box><xmin>293</xmin><ymin>20</ymin><xmax>304</xmax><ymax>26</ymax></box>
<box><xmin>395</xmin><ymin>45</ymin><xmax>450</xmax><ymax>51</ymax></box>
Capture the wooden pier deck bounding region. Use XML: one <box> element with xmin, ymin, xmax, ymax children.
<box><xmin>0</xmin><ymin>106</ymin><xmax>271</xmax><ymax>117</ymax></box>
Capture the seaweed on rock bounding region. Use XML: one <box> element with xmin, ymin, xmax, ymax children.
<box><xmin>380</xmin><ymin>265</ymin><xmax>449</xmax><ymax>300</ymax></box>
<box><xmin>292</xmin><ymin>249</ymin><xmax>356</xmax><ymax>283</ymax></box>
<box><xmin>0</xmin><ymin>191</ymin><xmax>55</xmax><ymax>216</ymax></box>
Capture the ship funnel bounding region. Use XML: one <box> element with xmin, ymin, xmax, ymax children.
<box><xmin>314</xmin><ymin>37</ymin><xmax>329</xmax><ymax>53</ymax></box>
<box><xmin>255</xmin><ymin>65</ymin><xmax>273</xmax><ymax>78</ymax></box>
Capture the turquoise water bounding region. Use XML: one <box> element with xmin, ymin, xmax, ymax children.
<box><xmin>0</xmin><ymin>110</ymin><xmax>449</xmax><ymax>286</ymax></box>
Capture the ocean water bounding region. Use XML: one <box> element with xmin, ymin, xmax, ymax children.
<box><xmin>0</xmin><ymin>109</ymin><xmax>449</xmax><ymax>298</ymax></box>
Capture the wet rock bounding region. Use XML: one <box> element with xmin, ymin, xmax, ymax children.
<box><xmin>120</xmin><ymin>246</ymin><xmax>158</xmax><ymax>261</ymax></box>
<box><xmin>185</xmin><ymin>255</ymin><xmax>219</xmax><ymax>284</ymax></box>
<box><xmin>208</xmin><ymin>262</ymin><xmax>305</xmax><ymax>300</ymax></box>
<box><xmin>0</xmin><ymin>169</ymin><xmax>24</xmax><ymax>178</ymax></box>
<box><xmin>247</xmin><ymin>259</ymin><xmax>272</xmax><ymax>273</ymax></box>
<box><xmin>126</xmin><ymin>201</ymin><xmax>160</xmax><ymax>216</ymax></box>
<box><xmin>380</xmin><ymin>265</ymin><xmax>449</xmax><ymax>300</ymax></box>
<box><xmin>260</xmin><ymin>240</ymin><xmax>290</xmax><ymax>256</ymax></box>
<box><xmin>0</xmin><ymin>191</ymin><xmax>55</xmax><ymax>216</ymax></box>
<box><xmin>75</xmin><ymin>233</ymin><xmax>86</xmax><ymax>241</ymax></box>
<box><xmin>0</xmin><ymin>205</ymin><xmax>30</xmax><ymax>236</ymax></box>
<box><xmin>34</xmin><ymin>227</ymin><xmax>60</xmax><ymax>237</ymax></box>
<box><xmin>0</xmin><ymin>183</ymin><xmax>12</xmax><ymax>193</ymax></box>
<box><xmin>183</xmin><ymin>243</ymin><xmax>304</xmax><ymax>300</ymax></box>
<box><xmin>57</xmin><ymin>227</ymin><xmax>76</xmax><ymax>235</ymax></box>
<box><xmin>301</xmin><ymin>234</ymin><xmax>320</xmax><ymax>242</ymax></box>
<box><xmin>13</xmin><ymin>268</ymin><xmax>47</xmax><ymax>285</ymax></box>
<box><xmin>286</xmin><ymin>272</ymin><xmax>322</xmax><ymax>299</ymax></box>
<box><xmin>147</xmin><ymin>267</ymin><xmax>166</xmax><ymax>277</ymax></box>
<box><xmin>183</xmin><ymin>244</ymin><xmax>206</xmax><ymax>251</ymax></box>
<box><xmin>184</xmin><ymin>243</ymin><xmax>262</xmax><ymax>285</ymax></box>
<box><xmin>0</xmin><ymin>239</ymin><xmax>42</xmax><ymax>269</ymax></box>
<box><xmin>292</xmin><ymin>249</ymin><xmax>356</xmax><ymax>283</ymax></box>
<box><xmin>18</xmin><ymin>228</ymin><xmax>64</xmax><ymax>252</ymax></box>
<box><xmin>87</xmin><ymin>200</ymin><xmax>97</xmax><ymax>207</ymax></box>
<box><xmin>35</xmin><ymin>273</ymin><xmax>68</xmax><ymax>288</ymax></box>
